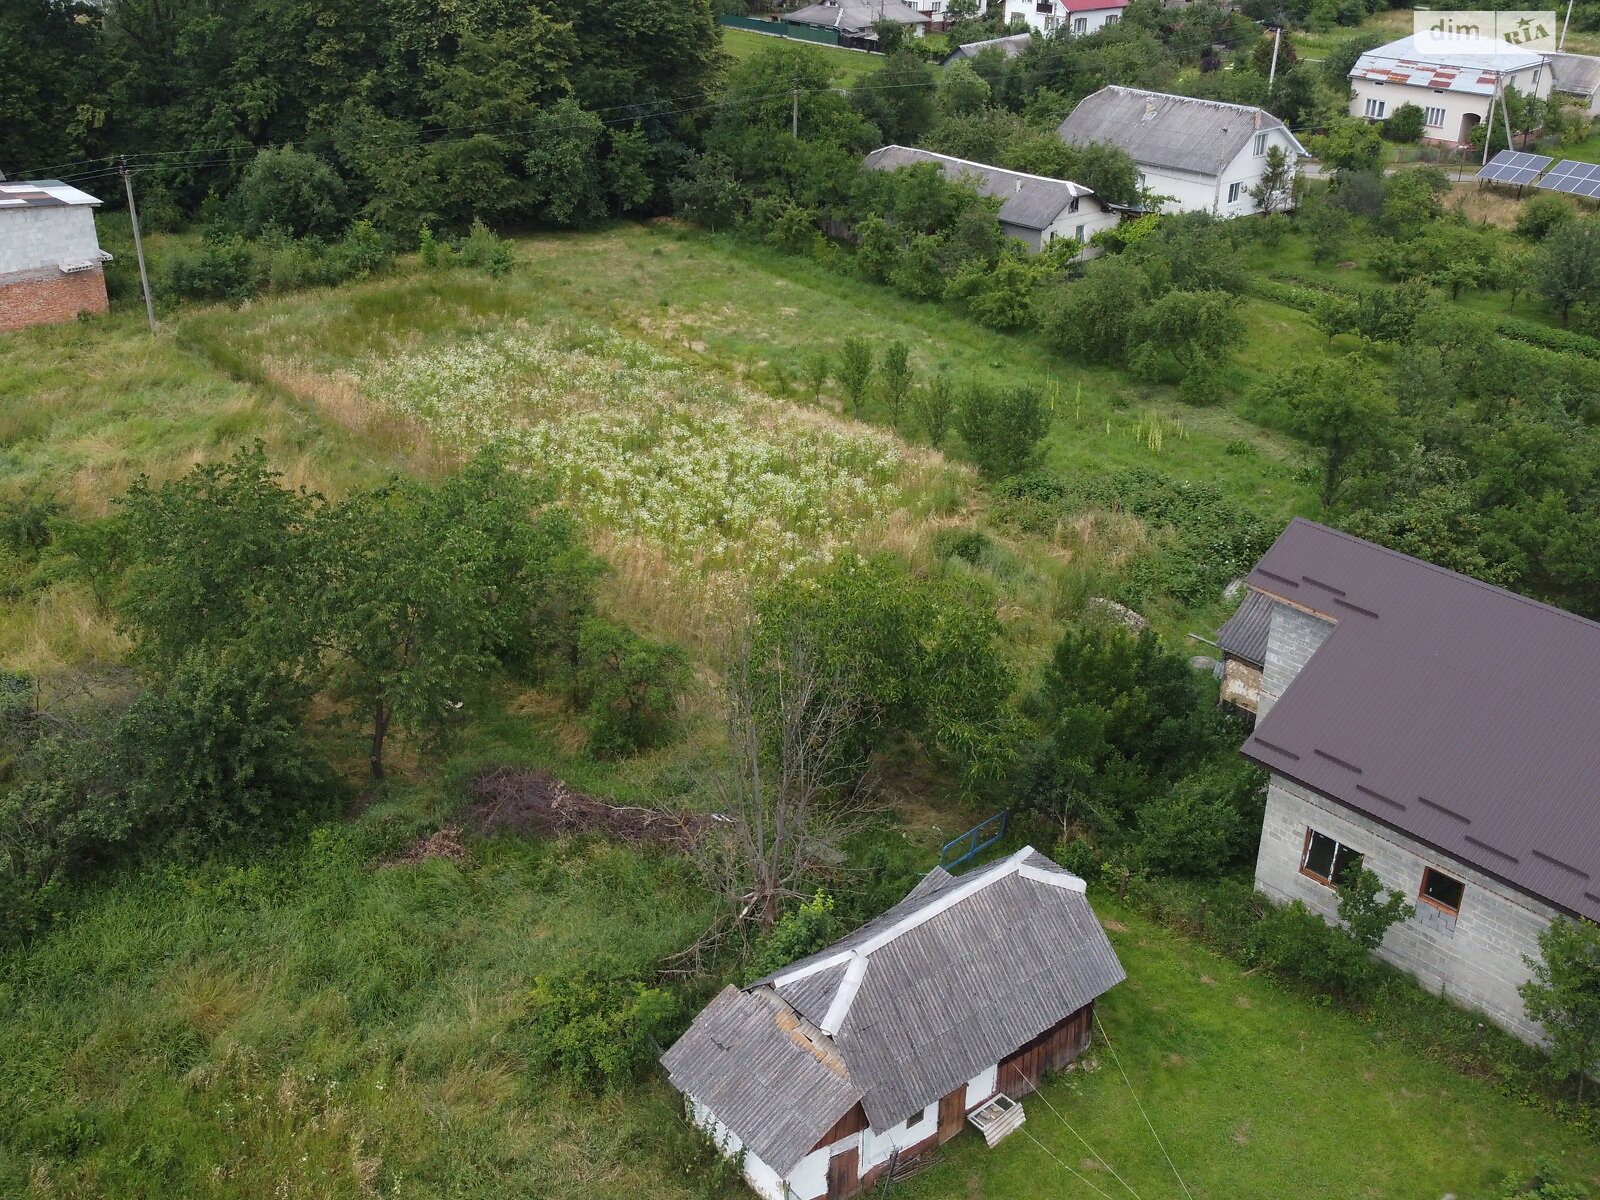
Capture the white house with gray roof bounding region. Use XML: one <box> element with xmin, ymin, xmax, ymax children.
<box><xmin>1348</xmin><ymin>35</ymin><xmax>1550</xmax><ymax>146</ymax></box>
<box><xmin>661</xmin><ymin>847</ymin><xmax>1125</xmax><ymax>1200</ymax></box>
<box><xmin>1057</xmin><ymin>87</ymin><xmax>1308</xmax><ymax>217</ymax></box>
<box><xmin>785</xmin><ymin>0</ymin><xmax>928</xmax><ymax>41</ymax></box>
<box><xmin>863</xmin><ymin>145</ymin><xmax>1120</xmax><ymax>255</ymax></box>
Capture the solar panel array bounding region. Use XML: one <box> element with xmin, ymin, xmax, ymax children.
<box><xmin>1476</xmin><ymin>150</ymin><xmax>1553</xmax><ymax>185</ymax></box>
<box><xmin>1537</xmin><ymin>159</ymin><xmax>1600</xmax><ymax>198</ymax></box>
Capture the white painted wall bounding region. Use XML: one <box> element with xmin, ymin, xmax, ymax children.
<box><xmin>965</xmin><ymin>1064</ymin><xmax>998</xmax><ymax>1109</ymax></box>
<box><xmin>1000</xmin><ymin>0</ymin><xmax>1121</xmax><ymax>36</ymax></box>
<box><xmin>1348</xmin><ymin>62</ymin><xmax>1552</xmax><ymax>144</ymax></box>
<box><xmin>1139</xmin><ymin>125</ymin><xmax>1302</xmax><ymax>218</ymax></box>
<box><xmin>860</xmin><ymin>1102</ymin><xmax>940</xmax><ymax>1171</ymax></box>
<box><xmin>687</xmin><ymin>1097</ymin><xmax>835</xmax><ymax>1200</ymax></box>
<box><xmin>0</xmin><ymin>206</ymin><xmax>103</xmax><ymax>276</ymax></box>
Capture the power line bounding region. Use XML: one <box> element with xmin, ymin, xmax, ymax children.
<box><xmin>1020</xmin><ymin>1125</ymin><xmax>1120</xmax><ymax>1200</ymax></box>
<box><xmin>1093</xmin><ymin>1012</ymin><xmax>1195</xmax><ymax>1200</ymax></box>
<box><xmin>1019</xmin><ymin>1070</ymin><xmax>1147</xmax><ymax>1200</ymax></box>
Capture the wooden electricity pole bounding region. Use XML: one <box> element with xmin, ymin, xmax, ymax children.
<box><xmin>118</xmin><ymin>155</ymin><xmax>157</xmax><ymax>332</ymax></box>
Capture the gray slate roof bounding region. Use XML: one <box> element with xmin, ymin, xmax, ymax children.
<box><xmin>663</xmin><ymin>848</ymin><xmax>1125</xmax><ymax>1173</ymax></box>
<box><xmin>942</xmin><ymin>32</ymin><xmax>1032</xmax><ymax>63</ymax></box>
<box><xmin>1550</xmin><ymin>51</ymin><xmax>1600</xmax><ymax>98</ymax></box>
<box><xmin>786</xmin><ymin>0</ymin><xmax>929</xmax><ymax>32</ymax></box>
<box><xmin>1058</xmin><ymin>86</ymin><xmax>1307</xmax><ymax>177</ymax></box>
<box><xmin>1242</xmin><ymin>519</ymin><xmax>1600</xmax><ymax>924</ymax></box>
<box><xmin>1217</xmin><ymin>588</ymin><xmax>1273</xmax><ymax>667</ymax></box>
<box><xmin>864</xmin><ymin>145</ymin><xmax>1091</xmax><ymax>230</ymax></box>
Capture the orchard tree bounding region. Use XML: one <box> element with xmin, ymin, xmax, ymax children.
<box><xmin>1314</xmin><ymin>118</ymin><xmax>1384</xmax><ymax>177</ymax></box>
<box><xmin>1535</xmin><ymin>217</ymin><xmax>1600</xmax><ymax>326</ymax></box>
<box><xmin>1131</xmin><ymin>288</ymin><xmax>1244</xmax><ymax>394</ymax></box>
<box><xmin>1273</xmin><ymin>359</ymin><xmax>1397</xmax><ymax>509</ymax></box>
<box><xmin>1520</xmin><ymin>917</ymin><xmax>1600</xmax><ymax>1101</ymax></box>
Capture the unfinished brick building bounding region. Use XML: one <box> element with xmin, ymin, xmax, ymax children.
<box><xmin>0</xmin><ymin>181</ymin><xmax>111</xmax><ymax>333</ymax></box>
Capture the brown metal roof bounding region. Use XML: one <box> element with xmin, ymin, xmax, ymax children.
<box><xmin>1242</xmin><ymin>519</ymin><xmax>1600</xmax><ymax>922</ymax></box>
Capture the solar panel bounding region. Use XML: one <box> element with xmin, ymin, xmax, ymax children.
<box><xmin>1536</xmin><ymin>158</ymin><xmax>1600</xmax><ymax>194</ymax></box>
<box><xmin>1476</xmin><ymin>150</ymin><xmax>1554</xmax><ymax>185</ymax></box>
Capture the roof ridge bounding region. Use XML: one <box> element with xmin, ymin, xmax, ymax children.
<box><xmin>1102</xmin><ymin>84</ymin><xmax>1279</xmax><ymax>119</ymax></box>
<box><xmin>1275</xmin><ymin>519</ymin><xmax>1600</xmax><ymax>638</ymax></box>
<box><xmin>871</xmin><ymin>145</ymin><xmax>1089</xmax><ymax>194</ymax></box>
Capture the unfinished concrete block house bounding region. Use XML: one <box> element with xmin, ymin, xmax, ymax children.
<box><xmin>661</xmin><ymin>847</ymin><xmax>1125</xmax><ymax>1200</ymax></box>
<box><xmin>1240</xmin><ymin>519</ymin><xmax>1600</xmax><ymax>1045</ymax></box>
<box><xmin>0</xmin><ymin>180</ymin><xmax>111</xmax><ymax>333</ymax></box>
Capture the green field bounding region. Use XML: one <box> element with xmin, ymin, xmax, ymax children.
<box><xmin>719</xmin><ymin>26</ymin><xmax>878</xmax><ymax>84</ymax></box>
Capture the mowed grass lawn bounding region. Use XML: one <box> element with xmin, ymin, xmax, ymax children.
<box><xmin>719</xmin><ymin>26</ymin><xmax>878</xmax><ymax>84</ymax></box>
<box><xmin>900</xmin><ymin>902</ymin><xmax>1600</xmax><ymax>1200</ymax></box>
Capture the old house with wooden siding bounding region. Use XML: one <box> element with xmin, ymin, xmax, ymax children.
<box><xmin>661</xmin><ymin>847</ymin><xmax>1125</xmax><ymax>1199</ymax></box>
<box><xmin>1242</xmin><ymin>519</ymin><xmax>1600</xmax><ymax>1045</ymax></box>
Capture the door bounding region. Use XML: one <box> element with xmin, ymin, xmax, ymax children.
<box><xmin>938</xmin><ymin>1087</ymin><xmax>966</xmax><ymax>1144</ymax></box>
<box><xmin>827</xmin><ymin>1145</ymin><xmax>860</xmax><ymax>1200</ymax></box>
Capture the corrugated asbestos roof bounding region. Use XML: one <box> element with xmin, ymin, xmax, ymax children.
<box><xmin>663</xmin><ymin>848</ymin><xmax>1125</xmax><ymax>1173</ymax></box>
<box><xmin>1057</xmin><ymin>87</ymin><xmax>1307</xmax><ymax>177</ymax></box>
<box><xmin>1217</xmin><ymin>589</ymin><xmax>1273</xmax><ymax>666</ymax></box>
<box><xmin>0</xmin><ymin>180</ymin><xmax>103</xmax><ymax>209</ymax></box>
<box><xmin>942</xmin><ymin>32</ymin><xmax>1032</xmax><ymax>62</ymax></box>
<box><xmin>863</xmin><ymin>145</ymin><xmax>1092</xmax><ymax>230</ymax></box>
<box><xmin>1550</xmin><ymin>51</ymin><xmax>1600</xmax><ymax>98</ymax></box>
<box><xmin>660</xmin><ymin>985</ymin><xmax>860</xmax><ymax>1174</ymax></box>
<box><xmin>786</xmin><ymin>0</ymin><xmax>929</xmax><ymax>31</ymax></box>
<box><xmin>1351</xmin><ymin>35</ymin><xmax>1546</xmax><ymax>97</ymax></box>
<box><xmin>1242</xmin><ymin>519</ymin><xmax>1600</xmax><ymax>923</ymax></box>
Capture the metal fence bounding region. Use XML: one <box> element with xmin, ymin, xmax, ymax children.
<box><xmin>939</xmin><ymin>810</ymin><xmax>1008</xmax><ymax>871</ymax></box>
<box><xmin>718</xmin><ymin>14</ymin><xmax>842</xmax><ymax>45</ymax></box>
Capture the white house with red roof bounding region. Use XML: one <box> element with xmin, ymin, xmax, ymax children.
<box><xmin>1002</xmin><ymin>0</ymin><xmax>1124</xmax><ymax>37</ymax></box>
<box><xmin>1349</xmin><ymin>34</ymin><xmax>1550</xmax><ymax>146</ymax></box>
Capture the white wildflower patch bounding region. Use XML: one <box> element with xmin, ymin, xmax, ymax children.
<box><xmin>358</xmin><ymin>326</ymin><xmax>907</xmax><ymax>577</ymax></box>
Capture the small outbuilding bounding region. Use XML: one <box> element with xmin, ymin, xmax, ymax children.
<box><xmin>661</xmin><ymin>847</ymin><xmax>1126</xmax><ymax>1200</ymax></box>
<box><xmin>863</xmin><ymin>144</ymin><xmax>1120</xmax><ymax>255</ymax></box>
<box><xmin>784</xmin><ymin>0</ymin><xmax>929</xmax><ymax>47</ymax></box>
<box><xmin>0</xmin><ymin>180</ymin><xmax>112</xmax><ymax>333</ymax></box>
<box><xmin>1216</xmin><ymin>587</ymin><xmax>1272</xmax><ymax>716</ymax></box>
<box><xmin>941</xmin><ymin>32</ymin><xmax>1032</xmax><ymax>65</ymax></box>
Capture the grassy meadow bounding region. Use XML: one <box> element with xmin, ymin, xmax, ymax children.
<box><xmin>718</xmin><ymin>27</ymin><xmax>877</xmax><ymax>85</ymax></box>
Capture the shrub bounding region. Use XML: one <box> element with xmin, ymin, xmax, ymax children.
<box><xmin>573</xmin><ymin>618</ymin><xmax>689</xmax><ymax>757</ymax></box>
<box><xmin>229</xmin><ymin>147</ymin><xmax>349</xmax><ymax>238</ymax></box>
<box><xmin>836</xmin><ymin>336</ymin><xmax>874</xmax><ymax>413</ymax></box>
<box><xmin>1246</xmin><ymin>899</ymin><xmax>1374</xmax><ymax>996</ymax></box>
<box><xmin>931</xmin><ymin>526</ymin><xmax>991</xmax><ymax>565</ymax></box>
<box><xmin>456</xmin><ymin>219</ymin><xmax>514</xmax><ymax>276</ymax></box>
<box><xmin>1382</xmin><ymin>103</ymin><xmax>1425</xmax><ymax>143</ymax></box>
<box><xmin>1515</xmin><ymin>193</ymin><xmax>1576</xmax><ymax>242</ymax></box>
<box><xmin>0</xmin><ymin>487</ymin><xmax>63</xmax><ymax>553</ymax></box>
<box><xmin>911</xmin><ymin>374</ymin><xmax>955</xmax><ymax>446</ymax></box>
<box><xmin>521</xmin><ymin>967</ymin><xmax>678</xmax><ymax>1090</ymax></box>
<box><xmin>955</xmin><ymin>383</ymin><xmax>1048</xmax><ymax>479</ymax></box>
<box><xmin>163</xmin><ymin>237</ymin><xmax>262</xmax><ymax>305</ymax></box>
<box><xmin>1134</xmin><ymin>762</ymin><xmax>1259</xmax><ymax>877</ymax></box>
<box><xmin>325</xmin><ymin>221</ymin><xmax>392</xmax><ymax>280</ymax></box>
<box><xmin>748</xmin><ymin>890</ymin><xmax>839</xmax><ymax>979</ymax></box>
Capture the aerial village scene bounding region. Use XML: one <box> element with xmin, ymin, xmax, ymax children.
<box><xmin>4</xmin><ymin>0</ymin><xmax>1600</xmax><ymax>1196</ymax></box>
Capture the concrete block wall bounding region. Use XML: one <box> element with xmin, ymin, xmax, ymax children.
<box><xmin>1257</xmin><ymin>602</ymin><xmax>1333</xmax><ymax>719</ymax></box>
<box><xmin>1254</xmin><ymin>776</ymin><xmax>1557</xmax><ymax>1045</ymax></box>
<box><xmin>0</xmin><ymin>266</ymin><xmax>109</xmax><ymax>332</ymax></box>
<box><xmin>0</xmin><ymin>206</ymin><xmax>103</xmax><ymax>275</ymax></box>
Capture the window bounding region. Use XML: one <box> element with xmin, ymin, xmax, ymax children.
<box><xmin>1254</xmin><ymin>131</ymin><xmax>1268</xmax><ymax>156</ymax></box>
<box><xmin>1301</xmin><ymin>829</ymin><xmax>1361</xmax><ymax>886</ymax></box>
<box><xmin>1364</xmin><ymin>98</ymin><xmax>1386</xmax><ymax>119</ymax></box>
<box><xmin>1227</xmin><ymin>181</ymin><xmax>1243</xmax><ymax>203</ymax></box>
<box><xmin>929</xmin><ymin>1</ymin><xmax>942</xmax><ymax>10</ymax></box>
<box><xmin>1533</xmin><ymin>68</ymin><xmax>1541</xmax><ymax>87</ymax></box>
<box><xmin>1075</xmin><ymin>223</ymin><xmax>1085</xmax><ymax>241</ymax></box>
<box><xmin>1073</xmin><ymin>15</ymin><xmax>1087</xmax><ymax>32</ymax></box>
<box><xmin>1035</xmin><ymin>0</ymin><xmax>1051</xmax><ymax>12</ymax></box>
<box><xmin>1104</xmin><ymin>11</ymin><xmax>1118</xmax><ymax>22</ymax></box>
<box><xmin>1424</xmin><ymin>105</ymin><xmax>1445</xmax><ymax>127</ymax></box>
<box><xmin>1067</xmin><ymin>196</ymin><xmax>1079</xmax><ymax>213</ymax></box>
<box><xmin>1420</xmin><ymin>867</ymin><xmax>1466</xmax><ymax>914</ymax></box>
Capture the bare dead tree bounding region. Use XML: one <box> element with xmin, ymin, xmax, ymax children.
<box><xmin>670</xmin><ymin>628</ymin><xmax>877</xmax><ymax>972</ymax></box>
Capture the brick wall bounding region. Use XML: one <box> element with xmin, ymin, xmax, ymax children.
<box><xmin>1254</xmin><ymin>775</ymin><xmax>1557</xmax><ymax>1045</ymax></box>
<box><xmin>0</xmin><ymin>266</ymin><xmax>109</xmax><ymax>333</ymax></box>
<box><xmin>1257</xmin><ymin>602</ymin><xmax>1333</xmax><ymax>719</ymax></box>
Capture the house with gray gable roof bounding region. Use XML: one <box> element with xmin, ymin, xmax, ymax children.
<box><xmin>941</xmin><ymin>32</ymin><xmax>1032</xmax><ymax>65</ymax></box>
<box><xmin>862</xmin><ymin>145</ymin><xmax>1121</xmax><ymax>255</ymax></box>
<box><xmin>784</xmin><ymin>0</ymin><xmax>929</xmax><ymax>45</ymax></box>
<box><xmin>1550</xmin><ymin>50</ymin><xmax>1600</xmax><ymax>115</ymax></box>
<box><xmin>661</xmin><ymin>847</ymin><xmax>1125</xmax><ymax>1200</ymax></box>
<box><xmin>1057</xmin><ymin>86</ymin><xmax>1307</xmax><ymax>216</ymax></box>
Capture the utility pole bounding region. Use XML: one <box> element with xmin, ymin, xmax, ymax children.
<box><xmin>1502</xmin><ymin>70</ymin><xmax>1516</xmax><ymax>150</ymax></box>
<box><xmin>1267</xmin><ymin>26</ymin><xmax>1282</xmax><ymax>96</ymax></box>
<box><xmin>1482</xmin><ymin>88</ymin><xmax>1497</xmax><ymax>167</ymax></box>
<box><xmin>1561</xmin><ymin>0</ymin><xmax>1575</xmax><ymax>49</ymax></box>
<box><xmin>792</xmin><ymin>84</ymin><xmax>800</xmax><ymax>138</ymax></box>
<box><xmin>118</xmin><ymin>155</ymin><xmax>157</xmax><ymax>333</ymax></box>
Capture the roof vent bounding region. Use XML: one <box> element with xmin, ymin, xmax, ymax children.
<box><xmin>1015</xmin><ymin>179</ymin><xmax>1023</xmax><ymax>193</ymax></box>
<box><xmin>1142</xmin><ymin>96</ymin><xmax>1156</xmax><ymax>120</ymax></box>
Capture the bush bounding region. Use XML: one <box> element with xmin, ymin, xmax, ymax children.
<box><xmin>521</xmin><ymin>967</ymin><xmax>678</xmax><ymax>1090</ymax></box>
<box><xmin>1382</xmin><ymin>103</ymin><xmax>1425</xmax><ymax>143</ymax></box>
<box><xmin>955</xmin><ymin>383</ymin><xmax>1048</xmax><ymax>479</ymax></box>
<box><xmin>325</xmin><ymin>221</ymin><xmax>392</xmax><ymax>280</ymax></box>
<box><xmin>931</xmin><ymin>526</ymin><xmax>991</xmax><ymax>565</ymax></box>
<box><xmin>455</xmin><ymin>219</ymin><xmax>515</xmax><ymax>276</ymax></box>
<box><xmin>0</xmin><ymin>487</ymin><xmax>63</xmax><ymax>553</ymax></box>
<box><xmin>573</xmin><ymin>619</ymin><xmax>688</xmax><ymax>757</ymax></box>
<box><xmin>1516</xmin><ymin>193</ymin><xmax>1577</xmax><ymax>242</ymax></box>
<box><xmin>229</xmin><ymin>147</ymin><xmax>349</xmax><ymax>238</ymax></box>
<box><xmin>747</xmin><ymin>890</ymin><xmax>839</xmax><ymax>980</ymax></box>
<box><xmin>163</xmin><ymin>237</ymin><xmax>262</xmax><ymax>305</ymax></box>
<box><xmin>1246</xmin><ymin>899</ymin><xmax>1374</xmax><ymax>996</ymax></box>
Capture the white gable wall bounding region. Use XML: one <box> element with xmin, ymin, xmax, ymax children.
<box><xmin>1135</xmin><ymin>125</ymin><xmax>1300</xmax><ymax>217</ymax></box>
<box><xmin>1348</xmin><ymin>61</ymin><xmax>1552</xmax><ymax>144</ymax></box>
<box><xmin>688</xmin><ymin>1097</ymin><xmax>832</xmax><ymax>1200</ymax></box>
